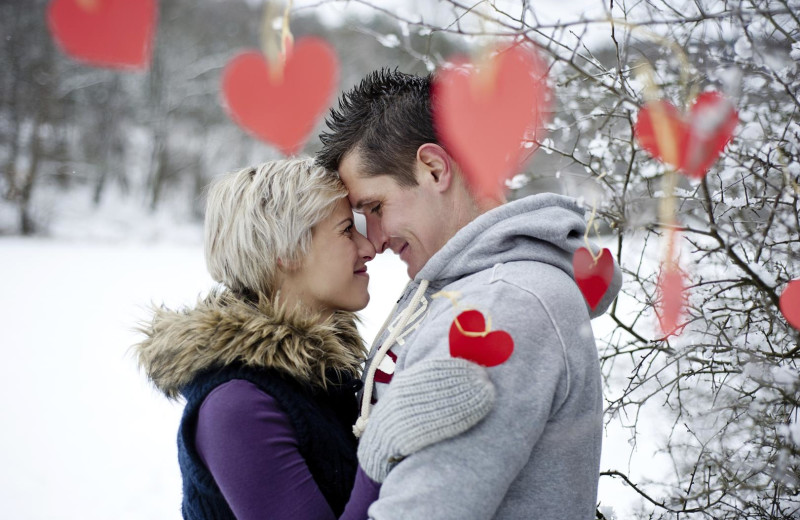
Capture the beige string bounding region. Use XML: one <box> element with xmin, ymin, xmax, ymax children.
<box><xmin>353</xmin><ymin>279</ymin><xmax>430</xmax><ymax>437</ymax></box>
<box><xmin>432</xmin><ymin>290</ymin><xmax>494</xmax><ymax>337</ymax></box>
<box><xmin>260</xmin><ymin>1</ymin><xmax>294</xmax><ymax>82</ymax></box>
<box><xmin>76</xmin><ymin>0</ymin><xmax>100</xmax><ymax>12</ymax></box>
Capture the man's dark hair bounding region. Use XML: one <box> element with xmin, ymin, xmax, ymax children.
<box><xmin>316</xmin><ymin>68</ymin><xmax>439</xmax><ymax>187</ymax></box>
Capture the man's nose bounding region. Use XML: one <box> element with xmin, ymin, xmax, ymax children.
<box><xmin>355</xmin><ymin>230</ymin><xmax>376</xmax><ymax>261</ymax></box>
<box><xmin>365</xmin><ymin>215</ymin><xmax>389</xmax><ymax>254</ymax></box>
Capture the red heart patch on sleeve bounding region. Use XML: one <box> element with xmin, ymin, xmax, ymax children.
<box><xmin>449</xmin><ymin>310</ymin><xmax>514</xmax><ymax>367</ymax></box>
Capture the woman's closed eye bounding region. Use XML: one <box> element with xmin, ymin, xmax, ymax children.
<box><xmin>341</xmin><ymin>220</ymin><xmax>354</xmax><ymax>236</ymax></box>
<box><xmin>370</xmin><ymin>202</ymin><xmax>382</xmax><ymax>216</ymax></box>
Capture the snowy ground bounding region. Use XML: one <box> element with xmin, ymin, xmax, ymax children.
<box><xmin>0</xmin><ymin>232</ymin><xmax>664</xmax><ymax>519</ymax></box>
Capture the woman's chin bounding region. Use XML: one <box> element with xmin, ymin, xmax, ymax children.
<box><xmin>340</xmin><ymin>292</ymin><xmax>370</xmax><ymax>313</ymax></box>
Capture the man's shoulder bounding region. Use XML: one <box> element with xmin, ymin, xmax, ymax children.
<box><xmin>436</xmin><ymin>261</ymin><xmax>587</xmax><ymax>322</ymax></box>
<box><xmin>492</xmin><ymin>260</ymin><xmax>576</xmax><ymax>292</ymax></box>
<box><xmin>443</xmin><ymin>260</ymin><xmax>575</xmax><ymax>297</ymax></box>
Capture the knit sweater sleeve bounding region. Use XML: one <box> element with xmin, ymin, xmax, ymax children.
<box><xmin>195</xmin><ymin>379</ymin><xmax>338</xmax><ymax>520</ymax></box>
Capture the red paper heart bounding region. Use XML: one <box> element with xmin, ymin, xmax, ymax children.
<box><xmin>433</xmin><ymin>44</ymin><xmax>549</xmax><ymax>201</ymax></box>
<box><xmin>635</xmin><ymin>91</ymin><xmax>738</xmax><ymax>179</ymax></box>
<box><xmin>656</xmin><ymin>266</ymin><xmax>687</xmax><ymax>336</ymax></box>
<box><xmin>47</xmin><ymin>0</ymin><xmax>157</xmax><ymax>69</ymax></box>
<box><xmin>573</xmin><ymin>247</ymin><xmax>614</xmax><ymax>311</ymax></box>
<box><xmin>221</xmin><ymin>38</ymin><xmax>338</xmax><ymax>156</ymax></box>
<box><xmin>780</xmin><ymin>279</ymin><xmax>800</xmax><ymax>330</ymax></box>
<box><xmin>449</xmin><ymin>310</ymin><xmax>514</xmax><ymax>367</ymax></box>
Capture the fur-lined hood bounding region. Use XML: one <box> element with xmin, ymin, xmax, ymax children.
<box><xmin>134</xmin><ymin>289</ymin><xmax>366</xmax><ymax>399</ymax></box>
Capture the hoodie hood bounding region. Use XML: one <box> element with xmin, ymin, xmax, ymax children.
<box><xmin>134</xmin><ymin>289</ymin><xmax>366</xmax><ymax>399</ymax></box>
<box><xmin>416</xmin><ymin>193</ymin><xmax>621</xmax><ymax>318</ymax></box>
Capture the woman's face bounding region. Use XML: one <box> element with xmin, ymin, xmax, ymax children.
<box><xmin>282</xmin><ymin>198</ymin><xmax>375</xmax><ymax>315</ymax></box>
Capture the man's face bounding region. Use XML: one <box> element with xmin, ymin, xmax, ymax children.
<box><xmin>338</xmin><ymin>150</ymin><xmax>449</xmax><ymax>279</ymax></box>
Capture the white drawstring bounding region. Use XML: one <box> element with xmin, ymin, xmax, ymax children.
<box><xmin>354</xmin><ymin>279</ymin><xmax>430</xmax><ymax>437</ymax></box>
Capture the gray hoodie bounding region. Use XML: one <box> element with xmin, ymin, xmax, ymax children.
<box><xmin>359</xmin><ymin>193</ymin><xmax>622</xmax><ymax>520</ymax></box>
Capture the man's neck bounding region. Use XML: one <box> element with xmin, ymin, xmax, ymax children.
<box><xmin>475</xmin><ymin>196</ymin><xmax>504</xmax><ymax>214</ymax></box>
<box><xmin>447</xmin><ymin>188</ymin><xmax>502</xmax><ymax>240</ymax></box>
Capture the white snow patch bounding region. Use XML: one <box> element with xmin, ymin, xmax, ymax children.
<box><xmin>791</xmin><ymin>42</ymin><xmax>800</xmax><ymax>61</ymax></box>
<box><xmin>377</xmin><ymin>33</ymin><xmax>401</xmax><ymax>48</ymax></box>
<box><xmin>734</xmin><ymin>35</ymin><xmax>753</xmax><ymax>59</ymax></box>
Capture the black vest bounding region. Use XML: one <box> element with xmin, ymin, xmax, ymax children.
<box><xmin>177</xmin><ymin>364</ymin><xmax>361</xmax><ymax>519</ymax></box>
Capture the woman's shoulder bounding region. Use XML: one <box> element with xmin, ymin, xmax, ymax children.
<box><xmin>198</xmin><ymin>379</ymin><xmax>287</xmax><ymax>429</ymax></box>
<box><xmin>195</xmin><ymin>379</ymin><xmax>300</xmax><ymax>465</ymax></box>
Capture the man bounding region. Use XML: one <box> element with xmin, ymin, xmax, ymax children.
<box><xmin>316</xmin><ymin>69</ymin><xmax>621</xmax><ymax>519</ymax></box>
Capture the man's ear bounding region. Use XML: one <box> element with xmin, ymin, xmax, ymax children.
<box><xmin>416</xmin><ymin>143</ymin><xmax>454</xmax><ymax>193</ymax></box>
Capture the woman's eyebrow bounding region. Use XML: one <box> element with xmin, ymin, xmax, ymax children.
<box><xmin>336</xmin><ymin>217</ymin><xmax>354</xmax><ymax>228</ymax></box>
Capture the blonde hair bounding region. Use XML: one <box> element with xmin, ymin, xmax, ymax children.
<box><xmin>204</xmin><ymin>157</ymin><xmax>347</xmax><ymax>296</ymax></box>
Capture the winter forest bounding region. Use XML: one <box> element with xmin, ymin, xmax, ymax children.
<box><xmin>1</xmin><ymin>0</ymin><xmax>799</xmax><ymax>519</ymax></box>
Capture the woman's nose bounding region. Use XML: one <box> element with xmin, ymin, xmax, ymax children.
<box><xmin>356</xmin><ymin>229</ymin><xmax>376</xmax><ymax>261</ymax></box>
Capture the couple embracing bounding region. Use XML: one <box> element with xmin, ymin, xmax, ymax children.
<box><xmin>136</xmin><ymin>69</ymin><xmax>621</xmax><ymax>520</ymax></box>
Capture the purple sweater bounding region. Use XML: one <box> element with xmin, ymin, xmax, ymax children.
<box><xmin>195</xmin><ymin>379</ymin><xmax>380</xmax><ymax>520</ymax></box>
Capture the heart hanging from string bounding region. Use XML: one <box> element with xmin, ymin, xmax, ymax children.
<box><xmin>634</xmin><ymin>91</ymin><xmax>738</xmax><ymax>179</ymax></box>
<box><xmin>449</xmin><ymin>310</ymin><xmax>514</xmax><ymax>367</ymax></box>
<box><xmin>655</xmin><ymin>264</ymin><xmax>687</xmax><ymax>336</ymax></box>
<box><xmin>779</xmin><ymin>279</ymin><xmax>800</xmax><ymax>330</ymax></box>
<box><xmin>573</xmin><ymin>247</ymin><xmax>614</xmax><ymax>311</ymax></box>
<box><xmin>221</xmin><ymin>38</ymin><xmax>338</xmax><ymax>155</ymax></box>
<box><xmin>433</xmin><ymin>43</ymin><xmax>550</xmax><ymax>202</ymax></box>
<box><xmin>47</xmin><ymin>0</ymin><xmax>157</xmax><ymax>69</ymax></box>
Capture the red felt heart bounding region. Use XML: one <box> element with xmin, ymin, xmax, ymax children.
<box><xmin>656</xmin><ymin>265</ymin><xmax>687</xmax><ymax>336</ymax></box>
<box><xmin>47</xmin><ymin>0</ymin><xmax>157</xmax><ymax>69</ymax></box>
<box><xmin>449</xmin><ymin>310</ymin><xmax>514</xmax><ymax>367</ymax></box>
<box><xmin>779</xmin><ymin>279</ymin><xmax>800</xmax><ymax>330</ymax></box>
<box><xmin>635</xmin><ymin>91</ymin><xmax>738</xmax><ymax>179</ymax></box>
<box><xmin>433</xmin><ymin>44</ymin><xmax>549</xmax><ymax>201</ymax></box>
<box><xmin>573</xmin><ymin>247</ymin><xmax>614</xmax><ymax>311</ymax></box>
<box><xmin>221</xmin><ymin>38</ymin><xmax>338</xmax><ymax>156</ymax></box>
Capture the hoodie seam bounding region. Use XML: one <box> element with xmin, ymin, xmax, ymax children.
<box><xmin>489</xmin><ymin>263</ymin><xmax>503</xmax><ymax>283</ymax></box>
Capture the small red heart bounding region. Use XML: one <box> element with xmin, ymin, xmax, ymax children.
<box><xmin>433</xmin><ymin>44</ymin><xmax>549</xmax><ymax>201</ymax></box>
<box><xmin>635</xmin><ymin>91</ymin><xmax>738</xmax><ymax>179</ymax></box>
<box><xmin>780</xmin><ymin>279</ymin><xmax>800</xmax><ymax>330</ymax></box>
<box><xmin>449</xmin><ymin>310</ymin><xmax>514</xmax><ymax>367</ymax></box>
<box><xmin>221</xmin><ymin>38</ymin><xmax>338</xmax><ymax>156</ymax></box>
<box><xmin>47</xmin><ymin>0</ymin><xmax>157</xmax><ymax>69</ymax></box>
<box><xmin>573</xmin><ymin>247</ymin><xmax>614</xmax><ymax>311</ymax></box>
<box><xmin>656</xmin><ymin>265</ymin><xmax>687</xmax><ymax>336</ymax></box>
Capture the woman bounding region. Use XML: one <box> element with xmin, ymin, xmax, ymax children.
<box><xmin>135</xmin><ymin>158</ymin><xmax>493</xmax><ymax>520</ymax></box>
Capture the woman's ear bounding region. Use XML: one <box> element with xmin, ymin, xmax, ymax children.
<box><xmin>416</xmin><ymin>143</ymin><xmax>454</xmax><ymax>193</ymax></box>
<box><xmin>277</xmin><ymin>257</ymin><xmax>300</xmax><ymax>273</ymax></box>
